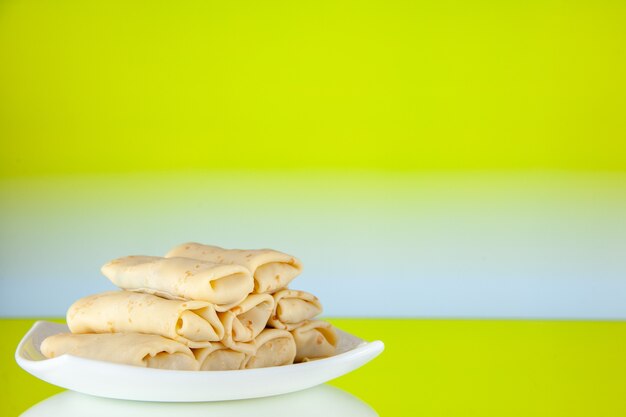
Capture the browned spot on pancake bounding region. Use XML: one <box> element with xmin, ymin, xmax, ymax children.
<box><xmin>316</xmin><ymin>335</ymin><xmax>324</xmax><ymax>344</ymax></box>
<box><xmin>185</xmin><ymin>270</ymin><xmax>193</xmax><ymax>277</ymax></box>
<box><xmin>184</xmin><ymin>245</ymin><xmax>190</xmax><ymax>250</ymax></box>
<box><xmin>275</xmin><ymin>275</ymin><xmax>280</xmax><ymax>281</ymax></box>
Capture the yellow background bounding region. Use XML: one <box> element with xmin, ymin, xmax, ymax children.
<box><xmin>4</xmin><ymin>318</ymin><xmax>626</xmax><ymax>416</ymax></box>
<box><xmin>2</xmin><ymin>1</ymin><xmax>626</xmax><ymax>415</ymax></box>
<box><xmin>1</xmin><ymin>0</ymin><xmax>625</xmax><ymax>176</ymax></box>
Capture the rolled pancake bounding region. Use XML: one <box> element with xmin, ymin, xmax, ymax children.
<box><xmin>40</xmin><ymin>332</ymin><xmax>199</xmax><ymax>370</ymax></box>
<box><xmin>244</xmin><ymin>329</ymin><xmax>296</xmax><ymax>369</ymax></box>
<box><xmin>219</xmin><ymin>293</ymin><xmax>274</xmax><ymax>354</ymax></box>
<box><xmin>67</xmin><ymin>291</ymin><xmax>224</xmax><ymax>348</ymax></box>
<box><xmin>165</xmin><ymin>243</ymin><xmax>303</xmax><ymax>293</ymax></box>
<box><xmin>101</xmin><ymin>256</ymin><xmax>253</xmax><ymax>309</ymax></box>
<box><xmin>267</xmin><ymin>289</ymin><xmax>322</xmax><ymax>331</ymax></box>
<box><xmin>291</xmin><ymin>320</ymin><xmax>337</xmax><ymax>362</ymax></box>
<box><xmin>193</xmin><ymin>343</ymin><xmax>248</xmax><ymax>371</ymax></box>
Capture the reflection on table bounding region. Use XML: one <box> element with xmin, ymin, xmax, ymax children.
<box><xmin>20</xmin><ymin>384</ymin><xmax>377</xmax><ymax>417</ymax></box>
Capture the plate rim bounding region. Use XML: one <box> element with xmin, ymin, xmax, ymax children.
<box><xmin>16</xmin><ymin>320</ymin><xmax>385</xmax><ymax>377</ymax></box>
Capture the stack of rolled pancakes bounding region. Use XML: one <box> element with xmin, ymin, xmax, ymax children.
<box><xmin>40</xmin><ymin>243</ymin><xmax>337</xmax><ymax>371</ymax></box>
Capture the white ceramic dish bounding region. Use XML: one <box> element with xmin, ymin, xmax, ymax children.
<box><xmin>16</xmin><ymin>321</ymin><xmax>384</xmax><ymax>402</ymax></box>
<box><xmin>20</xmin><ymin>385</ymin><xmax>378</xmax><ymax>417</ymax></box>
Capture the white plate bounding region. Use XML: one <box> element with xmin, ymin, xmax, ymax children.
<box><xmin>15</xmin><ymin>321</ymin><xmax>384</xmax><ymax>402</ymax></box>
<box><xmin>20</xmin><ymin>385</ymin><xmax>378</xmax><ymax>417</ymax></box>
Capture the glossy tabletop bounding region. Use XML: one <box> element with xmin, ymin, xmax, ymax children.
<box><xmin>2</xmin><ymin>319</ymin><xmax>626</xmax><ymax>416</ymax></box>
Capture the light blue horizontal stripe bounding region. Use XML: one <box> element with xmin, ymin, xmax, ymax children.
<box><xmin>1</xmin><ymin>171</ymin><xmax>625</xmax><ymax>318</ymax></box>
